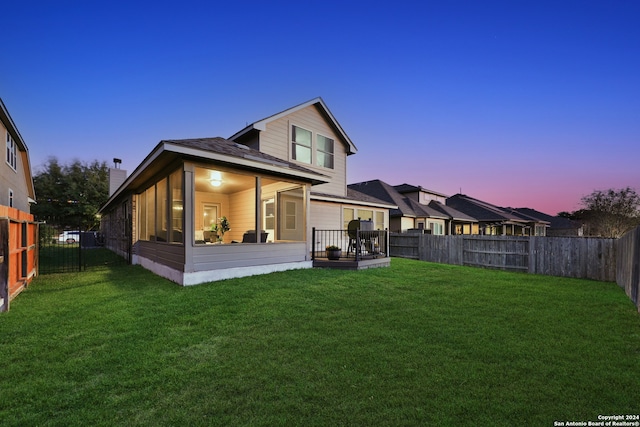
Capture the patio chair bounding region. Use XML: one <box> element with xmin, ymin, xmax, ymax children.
<box><xmin>347</xmin><ymin>219</ymin><xmax>363</xmax><ymax>256</ymax></box>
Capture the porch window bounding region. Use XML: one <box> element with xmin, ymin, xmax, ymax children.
<box><xmin>139</xmin><ymin>185</ymin><xmax>155</xmax><ymax>241</ymax></box>
<box><xmin>169</xmin><ymin>170</ymin><xmax>183</xmax><ymax>243</ymax></box>
<box><xmin>316</xmin><ymin>134</ymin><xmax>334</xmax><ymax>169</ymax></box>
<box><xmin>194</xmin><ymin>166</ymin><xmax>305</xmax><ymax>244</ymax></box>
<box><xmin>137</xmin><ymin>169</ymin><xmax>183</xmax><ymax>243</ymax></box>
<box><xmin>291</xmin><ymin>125</ymin><xmax>312</xmax><ymax>164</ymax></box>
<box><xmin>155</xmin><ymin>178</ymin><xmax>168</xmax><ymax>241</ymax></box>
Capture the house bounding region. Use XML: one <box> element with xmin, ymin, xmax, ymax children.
<box><xmin>446</xmin><ymin>193</ymin><xmax>548</xmax><ymax>236</ymax></box>
<box><xmin>0</xmin><ymin>98</ymin><xmax>38</xmax><ymax>312</ymax></box>
<box><xmin>510</xmin><ymin>207</ymin><xmax>583</xmax><ymax>237</ymax></box>
<box><xmin>348</xmin><ymin>180</ymin><xmax>476</xmax><ymax>234</ymax></box>
<box><xmin>99</xmin><ymin>98</ymin><xmax>393</xmax><ymax>285</ymax></box>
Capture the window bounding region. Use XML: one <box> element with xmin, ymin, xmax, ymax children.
<box><xmin>343</xmin><ymin>208</ymin><xmax>354</xmax><ymax>230</ymax></box>
<box><xmin>6</xmin><ymin>131</ymin><xmax>16</xmax><ymax>170</ymax></box>
<box><xmin>8</xmin><ymin>189</ymin><xmax>13</xmax><ymax>208</ymax></box>
<box><xmin>430</xmin><ymin>222</ymin><xmax>444</xmax><ymax>235</ymax></box>
<box><xmin>263</xmin><ymin>199</ymin><xmax>275</xmax><ymax>230</ymax></box>
<box><xmin>156</xmin><ymin>178</ymin><xmax>168</xmax><ymax>241</ymax></box>
<box><xmin>316</xmin><ymin>134</ymin><xmax>334</xmax><ymax>169</ymax></box>
<box><xmin>170</xmin><ymin>170</ymin><xmax>183</xmax><ymax>243</ymax></box>
<box><xmin>375</xmin><ymin>211</ymin><xmax>384</xmax><ymax>230</ymax></box>
<box><xmin>291</xmin><ymin>125</ymin><xmax>312</xmax><ymax>164</ymax></box>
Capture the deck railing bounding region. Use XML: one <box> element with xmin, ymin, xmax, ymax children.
<box><xmin>312</xmin><ymin>227</ymin><xmax>388</xmax><ymax>261</ymax></box>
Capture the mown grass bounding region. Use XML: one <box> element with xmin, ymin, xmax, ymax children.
<box><xmin>1</xmin><ymin>258</ymin><xmax>638</xmax><ymax>426</ymax></box>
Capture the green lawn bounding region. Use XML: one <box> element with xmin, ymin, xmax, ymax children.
<box><xmin>1</xmin><ymin>258</ymin><xmax>639</xmax><ymax>426</ymax></box>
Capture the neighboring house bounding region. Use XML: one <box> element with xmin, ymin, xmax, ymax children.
<box><xmin>510</xmin><ymin>207</ymin><xmax>583</xmax><ymax>237</ymax></box>
<box><xmin>0</xmin><ymin>98</ymin><xmax>38</xmax><ymax>312</ymax></box>
<box><xmin>348</xmin><ymin>180</ymin><xmax>476</xmax><ymax>235</ymax></box>
<box><xmin>100</xmin><ymin>98</ymin><xmax>393</xmax><ymax>285</ymax></box>
<box><xmin>446</xmin><ymin>194</ymin><xmax>548</xmax><ymax>236</ymax></box>
<box><xmin>393</xmin><ymin>183</ymin><xmax>478</xmax><ymax>234</ymax></box>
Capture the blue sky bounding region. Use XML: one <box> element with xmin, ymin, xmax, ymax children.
<box><xmin>2</xmin><ymin>0</ymin><xmax>639</xmax><ymax>215</ymax></box>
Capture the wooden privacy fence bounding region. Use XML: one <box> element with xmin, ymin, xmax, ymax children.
<box><xmin>616</xmin><ymin>226</ymin><xmax>640</xmax><ymax>312</ymax></box>
<box><xmin>389</xmin><ymin>233</ymin><xmax>617</xmax><ymax>282</ymax></box>
<box><xmin>0</xmin><ymin>206</ymin><xmax>38</xmax><ymax>312</ymax></box>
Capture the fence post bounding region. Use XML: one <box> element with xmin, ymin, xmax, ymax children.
<box><xmin>311</xmin><ymin>227</ymin><xmax>316</xmax><ymax>261</ymax></box>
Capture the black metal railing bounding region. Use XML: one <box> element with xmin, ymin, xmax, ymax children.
<box><xmin>312</xmin><ymin>227</ymin><xmax>388</xmax><ymax>261</ymax></box>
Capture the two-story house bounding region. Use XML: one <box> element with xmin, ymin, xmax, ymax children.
<box><xmin>99</xmin><ymin>98</ymin><xmax>393</xmax><ymax>285</ymax></box>
<box><xmin>0</xmin><ymin>98</ymin><xmax>37</xmax><ymax>311</ymax></box>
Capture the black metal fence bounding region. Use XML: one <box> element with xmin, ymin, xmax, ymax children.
<box><xmin>312</xmin><ymin>228</ymin><xmax>388</xmax><ymax>261</ymax></box>
<box><xmin>37</xmin><ymin>218</ymin><xmax>127</xmax><ymax>274</ymax></box>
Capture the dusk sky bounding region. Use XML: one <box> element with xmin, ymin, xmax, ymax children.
<box><xmin>2</xmin><ymin>1</ymin><xmax>639</xmax><ymax>215</ymax></box>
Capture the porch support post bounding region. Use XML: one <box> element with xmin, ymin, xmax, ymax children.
<box><xmin>184</xmin><ymin>164</ymin><xmax>195</xmax><ymax>272</ymax></box>
<box><xmin>255</xmin><ymin>177</ymin><xmax>262</xmax><ymax>243</ymax></box>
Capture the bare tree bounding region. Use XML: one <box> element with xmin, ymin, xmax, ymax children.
<box><xmin>580</xmin><ymin>187</ymin><xmax>640</xmax><ymax>238</ymax></box>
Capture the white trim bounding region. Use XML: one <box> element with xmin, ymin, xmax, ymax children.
<box><xmin>100</xmin><ymin>141</ymin><xmax>329</xmax><ymax>213</ymax></box>
<box><xmin>135</xmin><ymin>254</ymin><xmax>312</xmax><ymax>286</ymax></box>
<box><xmin>311</xmin><ymin>193</ymin><xmax>396</xmax><ymax>209</ymax></box>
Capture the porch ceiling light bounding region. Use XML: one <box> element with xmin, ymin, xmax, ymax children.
<box><xmin>210</xmin><ymin>171</ymin><xmax>222</xmax><ymax>187</ymax></box>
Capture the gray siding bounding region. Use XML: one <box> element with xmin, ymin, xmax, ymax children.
<box><xmin>137</xmin><ymin>241</ymin><xmax>185</xmax><ymax>271</ymax></box>
<box><xmin>259</xmin><ymin>105</ymin><xmax>348</xmax><ymax>197</ymax></box>
<box><xmin>190</xmin><ymin>242</ymin><xmax>307</xmax><ymax>272</ymax></box>
<box><xmin>0</xmin><ymin>122</ymin><xmax>31</xmax><ymax>212</ymax></box>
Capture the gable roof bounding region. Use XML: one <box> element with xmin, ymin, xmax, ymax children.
<box><xmin>101</xmin><ymin>137</ymin><xmax>329</xmax><ymax>212</ymax></box>
<box><xmin>0</xmin><ymin>98</ymin><xmax>36</xmax><ymax>202</ymax></box>
<box><xmin>229</xmin><ymin>97</ymin><xmax>357</xmax><ymax>155</ymax></box>
<box><xmin>427</xmin><ymin>200</ymin><xmax>476</xmax><ymax>222</ymax></box>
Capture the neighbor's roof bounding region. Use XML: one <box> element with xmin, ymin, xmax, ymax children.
<box><xmin>0</xmin><ymin>98</ymin><xmax>36</xmax><ymax>202</ymax></box>
<box><xmin>393</xmin><ymin>183</ymin><xmax>448</xmax><ymax>198</ymax></box>
<box><xmin>101</xmin><ymin>137</ymin><xmax>329</xmax><ymax>212</ymax></box>
<box><xmin>511</xmin><ymin>207</ymin><xmax>579</xmax><ymax>229</ymax></box>
<box><xmin>446</xmin><ymin>194</ymin><xmax>543</xmax><ymax>224</ymax></box>
<box><xmin>427</xmin><ymin>200</ymin><xmax>477</xmax><ymax>222</ymax></box>
<box><xmin>229</xmin><ymin>97</ymin><xmax>357</xmax><ymax>155</ymax></box>
<box><xmin>349</xmin><ymin>179</ymin><xmax>457</xmax><ymax>220</ymax></box>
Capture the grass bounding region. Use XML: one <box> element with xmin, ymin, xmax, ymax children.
<box><xmin>1</xmin><ymin>258</ymin><xmax>639</xmax><ymax>426</ymax></box>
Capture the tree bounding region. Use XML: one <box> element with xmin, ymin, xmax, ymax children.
<box><xmin>579</xmin><ymin>187</ymin><xmax>640</xmax><ymax>238</ymax></box>
<box><xmin>32</xmin><ymin>157</ymin><xmax>110</xmax><ymax>230</ymax></box>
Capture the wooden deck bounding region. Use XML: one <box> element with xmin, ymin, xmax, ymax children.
<box><xmin>312</xmin><ymin>255</ymin><xmax>391</xmax><ymax>270</ymax></box>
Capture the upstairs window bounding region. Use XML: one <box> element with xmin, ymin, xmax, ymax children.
<box><xmin>317</xmin><ymin>134</ymin><xmax>334</xmax><ymax>169</ymax></box>
<box><xmin>291</xmin><ymin>125</ymin><xmax>312</xmax><ymax>164</ymax></box>
<box><xmin>6</xmin><ymin>132</ymin><xmax>16</xmax><ymax>170</ymax></box>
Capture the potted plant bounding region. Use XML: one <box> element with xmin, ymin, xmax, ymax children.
<box><xmin>211</xmin><ymin>216</ymin><xmax>231</xmax><ymax>243</ymax></box>
<box><xmin>326</xmin><ymin>245</ymin><xmax>342</xmax><ymax>260</ymax></box>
